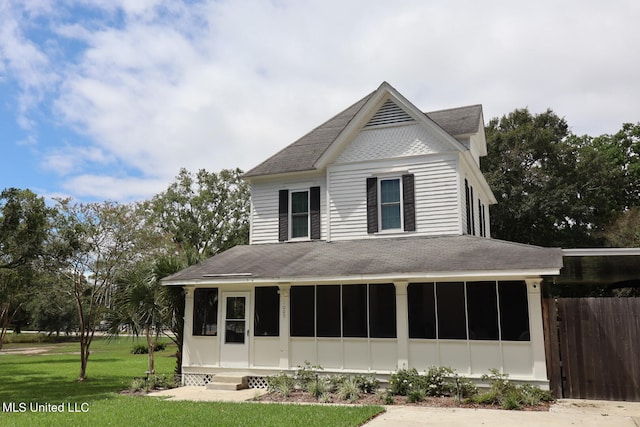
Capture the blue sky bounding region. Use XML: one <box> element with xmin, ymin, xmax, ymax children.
<box><xmin>2</xmin><ymin>0</ymin><xmax>640</xmax><ymax>203</ymax></box>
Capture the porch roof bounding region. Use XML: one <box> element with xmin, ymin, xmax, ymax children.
<box><xmin>162</xmin><ymin>236</ymin><xmax>563</xmax><ymax>285</ymax></box>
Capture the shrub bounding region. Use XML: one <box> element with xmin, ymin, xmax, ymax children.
<box><xmin>376</xmin><ymin>389</ymin><xmax>394</xmax><ymax>405</ymax></box>
<box><xmin>500</xmin><ymin>391</ymin><xmax>522</xmax><ymax>410</ymax></box>
<box><xmin>131</xmin><ymin>342</ymin><xmax>166</xmax><ymax>354</ymax></box>
<box><xmin>353</xmin><ymin>374</ymin><xmax>380</xmax><ymax>394</ymax></box>
<box><xmin>327</xmin><ymin>374</ymin><xmax>348</xmax><ymax>392</ymax></box>
<box><xmin>407</xmin><ymin>388</ymin><xmax>426</xmax><ymax>403</ymax></box>
<box><xmin>472</xmin><ymin>389</ymin><xmax>499</xmax><ymax>405</ymax></box>
<box><xmin>306</xmin><ymin>376</ymin><xmax>329</xmax><ymax>399</ymax></box>
<box><xmin>473</xmin><ymin>369</ymin><xmax>553</xmax><ymax>409</ymax></box>
<box><xmin>337</xmin><ymin>377</ymin><xmax>360</xmax><ymax>402</ymax></box>
<box><xmin>453</xmin><ymin>374</ymin><xmax>479</xmax><ymax>401</ymax></box>
<box><xmin>129</xmin><ymin>378</ymin><xmax>148</xmax><ymax>393</ymax></box>
<box><xmin>482</xmin><ymin>369</ymin><xmax>516</xmax><ymax>396</ymax></box>
<box><xmin>423</xmin><ymin>366</ymin><xmax>454</xmax><ymax>397</ymax></box>
<box><xmin>389</xmin><ymin>368</ymin><xmax>420</xmax><ymax>396</ymax></box>
<box><xmin>266</xmin><ymin>372</ymin><xmax>295</xmax><ymax>397</ymax></box>
<box><xmin>294</xmin><ymin>361</ymin><xmax>323</xmax><ymax>390</ymax></box>
<box><xmin>148</xmin><ymin>374</ymin><xmax>172</xmax><ymax>390</ymax></box>
<box><xmin>519</xmin><ymin>384</ymin><xmax>554</xmax><ymax>406</ymax></box>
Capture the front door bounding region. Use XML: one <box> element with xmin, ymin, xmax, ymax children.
<box><xmin>220</xmin><ymin>292</ymin><xmax>250</xmax><ymax>367</ymax></box>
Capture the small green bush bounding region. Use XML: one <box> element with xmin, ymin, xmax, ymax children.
<box><xmin>473</xmin><ymin>369</ymin><xmax>553</xmax><ymax>409</ymax></box>
<box><xmin>389</xmin><ymin>368</ymin><xmax>420</xmax><ymax>396</ymax></box>
<box><xmin>407</xmin><ymin>388</ymin><xmax>426</xmax><ymax>403</ymax></box>
<box><xmin>294</xmin><ymin>361</ymin><xmax>323</xmax><ymax>390</ymax></box>
<box><xmin>131</xmin><ymin>342</ymin><xmax>166</xmax><ymax>354</ymax></box>
<box><xmin>453</xmin><ymin>374</ymin><xmax>479</xmax><ymax>401</ymax></box>
<box><xmin>129</xmin><ymin>378</ymin><xmax>148</xmax><ymax>393</ymax></box>
<box><xmin>337</xmin><ymin>377</ymin><xmax>360</xmax><ymax>402</ymax></box>
<box><xmin>327</xmin><ymin>374</ymin><xmax>348</xmax><ymax>392</ymax></box>
<box><xmin>353</xmin><ymin>373</ymin><xmax>380</xmax><ymax>394</ymax></box>
<box><xmin>376</xmin><ymin>389</ymin><xmax>394</xmax><ymax>405</ymax></box>
<box><xmin>423</xmin><ymin>366</ymin><xmax>454</xmax><ymax>397</ymax></box>
<box><xmin>500</xmin><ymin>391</ymin><xmax>522</xmax><ymax>410</ymax></box>
<box><xmin>266</xmin><ymin>372</ymin><xmax>295</xmax><ymax>397</ymax></box>
<box><xmin>472</xmin><ymin>389</ymin><xmax>499</xmax><ymax>405</ymax></box>
<box><xmin>148</xmin><ymin>374</ymin><xmax>172</xmax><ymax>390</ymax></box>
<box><xmin>306</xmin><ymin>376</ymin><xmax>329</xmax><ymax>399</ymax></box>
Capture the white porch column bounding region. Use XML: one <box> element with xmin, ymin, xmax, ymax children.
<box><xmin>278</xmin><ymin>283</ymin><xmax>291</xmax><ymax>370</ymax></box>
<box><xmin>526</xmin><ymin>279</ymin><xmax>548</xmax><ymax>383</ymax></box>
<box><xmin>182</xmin><ymin>287</ymin><xmax>195</xmax><ymax>368</ymax></box>
<box><xmin>394</xmin><ymin>281</ymin><xmax>409</xmax><ymax>370</ymax></box>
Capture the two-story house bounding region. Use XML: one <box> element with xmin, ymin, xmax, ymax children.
<box><xmin>163</xmin><ymin>82</ymin><xmax>563</xmax><ymax>390</ymax></box>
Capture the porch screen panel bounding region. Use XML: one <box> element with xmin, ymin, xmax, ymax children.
<box><xmin>254</xmin><ymin>286</ymin><xmax>279</xmax><ymax>336</ymax></box>
<box><xmin>290</xmin><ymin>286</ymin><xmax>315</xmax><ymax>337</ymax></box>
<box><xmin>408</xmin><ymin>283</ymin><xmax>436</xmax><ymax>339</ymax></box>
<box><xmin>369</xmin><ymin>284</ymin><xmax>396</xmax><ymax>338</ymax></box>
<box><xmin>466</xmin><ymin>281</ymin><xmax>499</xmax><ymax>340</ymax></box>
<box><xmin>498</xmin><ymin>281</ymin><xmax>530</xmax><ymax>341</ymax></box>
<box><xmin>317</xmin><ymin>285</ymin><xmax>341</xmax><ymax>337</ymax></box>
<box><xmin>342</xmin><ymin>284</ymin><xmax>367</xmax><ymax>337</ymax></box>
<box><xmin>436</xmin><ymin>282</ymin><xmax>466</xmax><ymax>339</ymax></box>
<box><xmin>193</xmin><ymin>288</ymin><xmax>218</xmax><ymax>336</ymax></box>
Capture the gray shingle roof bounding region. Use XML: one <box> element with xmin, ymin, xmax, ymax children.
<box><xmin>162</xmin><ymin>236</ymin><xmax>563</xmax><ymax>284</ymax></box>
<box><xmin>425</xmin><ymin>104</ymin><xmax>482</xmax><ymax>137</ymax></box>
<box><xmin>244</xmin><ymin>88</ymin><xmax>483</xmax><ymax>178</ymax></box>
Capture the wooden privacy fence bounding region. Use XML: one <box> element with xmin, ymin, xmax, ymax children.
<box><xmin>543</xmin><ymin>297</ymin><xmax>640</xmax><ymax>401</ymax></box>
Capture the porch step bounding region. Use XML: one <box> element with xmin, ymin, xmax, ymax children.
<box><xmin>206</xmin><ymin>374</ymin><xmax>248</xmax><ymax>391</ymax></box>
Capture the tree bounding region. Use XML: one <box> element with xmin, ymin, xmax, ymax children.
<box><xmin>482</xmin><ymin>110</ymin><xmax>639</xmax><ymax>247</ymax></box>
<box><xmin>145</xmin><ymin>168</ymin><xmax>249</xmax><ymax>373</ymax></box>
<box><xmin>601</xmin><ymin>207</ymin><xmax>640</xmax><ymax>247</ymax></box>
<box><xmin>26</xmin><ymin>271</ymin><xmax>78</xmax><ymax>336</ymax></box>
<box><xmin>148</xmin><ymin>168</ymin><xmax>250</xmax><ymax>263</ymax></box>
<box><xmin>0</xmin><ymin>188</ymin><xmax>51</xmax><ymax>350</ymax></box>
<box><xmin>53</xmin><ymin>199</ymin><xmax>161</xmax><ymax>381</ymax></box>
<box><xmin>108</xmin><ymin>259</ymin><xmax>163</xmax><ymax>375</ymax></box>
<box><xmin>107</xmin><ymin>255</ymin><xmax>185</xmax><ymax>375</ymax></box>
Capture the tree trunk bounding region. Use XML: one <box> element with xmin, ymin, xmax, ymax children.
<box><xmin>145</xmin><ymin>326</ymin><xmax>155</xmax><ymax>375</ymax></box>
<box><xmin>78</xmin><ymin>330</ymin><xmax>90</xmax><ymax>381</ymax></box>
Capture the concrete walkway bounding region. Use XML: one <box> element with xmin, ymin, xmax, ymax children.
<box><xmin>148</xmin><ymin>387</ymin><xmax>640</xmax><ymax>426</ymax></box>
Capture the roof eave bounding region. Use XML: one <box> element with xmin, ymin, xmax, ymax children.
<box><xmin>163</xmin><ymin>268</ymin><xmax>561</xmax><ymax>287</ymax></box>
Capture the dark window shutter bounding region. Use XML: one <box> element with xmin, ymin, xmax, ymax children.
<box><xmin>310</xmin><ymin>186</ymin><xmax>321</xmax><ymax>240</ymax></box>
<box><xmin>465</xmin><ymin>179</ymin><xmax>471</xmax><ymax>234</ymax></box>
<box><xmin>402</xmin><ymin>174</ymin><xmax>416</xmax><ymax>231</ymax></box>
<box><xmin>366</xmin><ymin>177</ymin><xmax>378</xmax><ymax>234</ymax></box>
<box><xmin>470</xmin><ymin>186</ymin><xmax>475</xmax><ymax>235</ymax></box>
<box><xmin>278</xmin><ymin>189</ymin><xmax>289</xmax><ymax>242</ymax></box>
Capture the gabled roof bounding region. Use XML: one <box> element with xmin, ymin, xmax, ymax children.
<box><xmin>244</xmin><ymin>83</ymin><xmax>484</xmax><ymax>178</ymax></box>
<box><xmin>162</xmin><ymin>236</ymin><xmax>563</xmax><ymax>285</ymax></box>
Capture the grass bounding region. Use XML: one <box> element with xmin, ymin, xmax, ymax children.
<box><xmin>0</xmin><ymin>336</ymin><xmax>383</xmax><ymax>426</ymax></box>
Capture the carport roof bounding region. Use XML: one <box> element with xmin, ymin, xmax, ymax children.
<box><xmin>162</xmin><ymin>236</ymin><xmax>563</xmax><ymax>284</ymax></box>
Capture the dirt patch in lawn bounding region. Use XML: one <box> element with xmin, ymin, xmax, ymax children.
<box><xmin>0</xmin><ymin>347</ymin><xmax>53</xmax><ymax>355</ymax></box>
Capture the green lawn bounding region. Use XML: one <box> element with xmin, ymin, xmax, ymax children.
<box><xmin>0</xmin><ymin>336</ymin><xmax>383</xmax><ymax>426</ymax></box>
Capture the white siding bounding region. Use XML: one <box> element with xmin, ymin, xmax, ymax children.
<box><xmin>328</xmin><ymin>156</ymin><xmax>460</xmax><ymax>241</ymax></box>
<box><xmin>250</xmin><ymin>177</ymin><xmax>327</xmax><ymax>244</ymax></box>
<box><xmin>460</xmin><ymin>169</ymin><xmax>492</xmax><ymax>238</ymax></box>
<box><xmin>335</xmin><ymin>123</ymin><xmax>450</xmax><ymax>165</ymax></box>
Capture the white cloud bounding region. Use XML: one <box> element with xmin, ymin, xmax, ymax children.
<box><xmin>61</xmin><ymin>174</ymin><xmax>168</xmax><ymax>202</ymax></box>
<box><xmin>3</xmin><ymin>0</ymin><xmax>640</xmax><ymax>201</ymax></box>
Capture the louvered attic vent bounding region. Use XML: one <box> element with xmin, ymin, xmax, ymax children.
<box><xmin>365</xmin><ymin>99</ymin><xmax>415</xmax><ymax>127</ymax></box>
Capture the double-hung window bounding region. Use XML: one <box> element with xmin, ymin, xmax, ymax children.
<box><xmin>278</xmin><ymin>187</ymin><xmax>321</xmax><ymax>241</ymax></box>
<box><xmin>380</xmin><ymin>179</ymin><xmax>402</xmax><ymax>230</ymax></box>
<box><xmin>367</xmin><ymin>174</ymin><xmax>415</xmax><ymax>233</ymax></box>
<box><xmin>291</xmin><ymin>191</ymin><xmax>309</xmax><ymax>238</ymax></box>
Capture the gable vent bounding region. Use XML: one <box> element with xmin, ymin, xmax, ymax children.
<box><xmin>365</xmin><ymin>99</ymin><xmax>415</xmax><ymax>127</ymax></box>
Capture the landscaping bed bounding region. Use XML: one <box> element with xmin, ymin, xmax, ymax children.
<box><xmin>257</xmin><ymin>363</ymin><xmax>554</xmax><ymax>411</ymax></box>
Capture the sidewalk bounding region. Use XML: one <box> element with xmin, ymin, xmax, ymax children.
<box><xmin>365</xmin><ymin>399</ymin><xmax>640</xmax><ymax>426</ymax></box>
<box><xmin>148</xmin><ymin>387</ymin><xmax>640</xmax><ymax>426</ymax></box>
